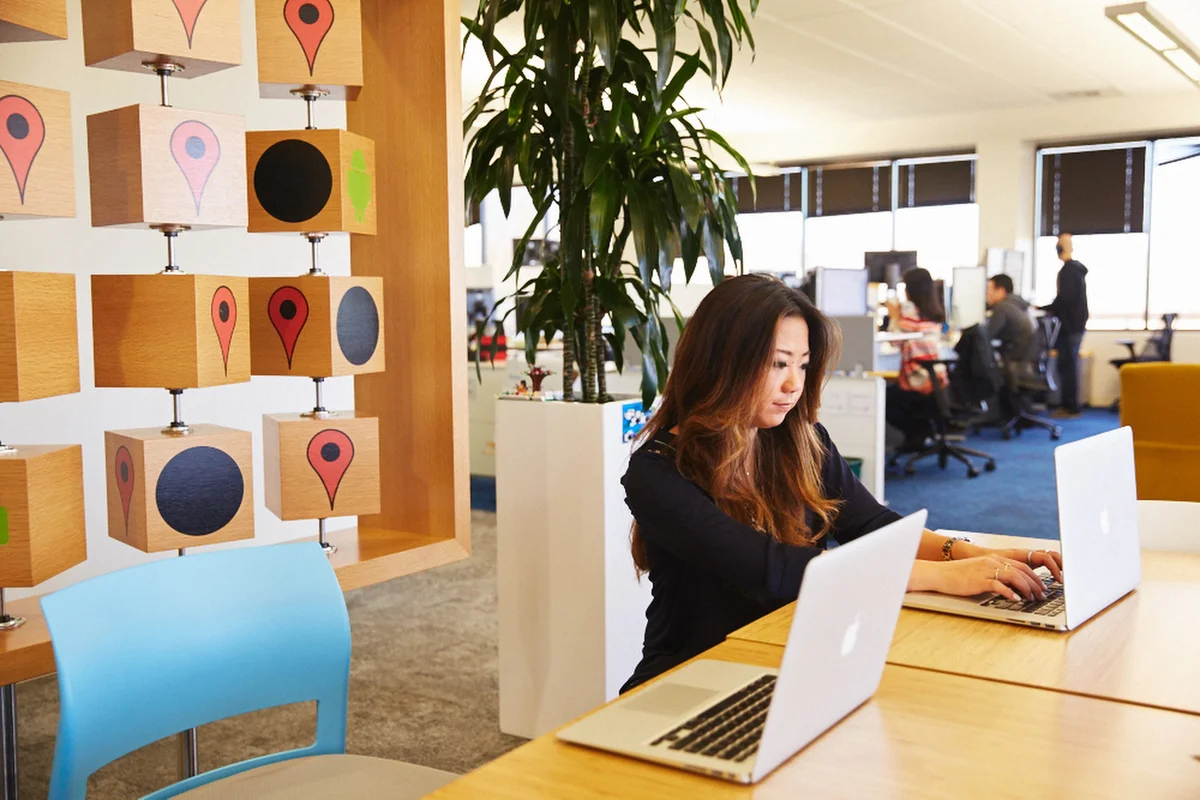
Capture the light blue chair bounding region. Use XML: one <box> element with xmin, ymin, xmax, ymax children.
<box><xmin>40</xmin><ymin>542</ymin><xmax>456</xmax><ymax>799</ymax></box>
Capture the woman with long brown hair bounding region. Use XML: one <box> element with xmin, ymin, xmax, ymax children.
<box><xmin>621</xmin><ymin>274</ymin><xmax>1063</xmax><ymax>691</ymax></box>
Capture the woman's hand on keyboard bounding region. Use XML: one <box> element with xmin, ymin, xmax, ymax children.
<box><xmin>989</xmin><ymin>548</ymin><xmax>1063</xmax><ymax>583</ymax></box>
<box><xmin>914</xmin><ymin>556</ymin><xmax>1048</xmax><ymax>602</ymax></box>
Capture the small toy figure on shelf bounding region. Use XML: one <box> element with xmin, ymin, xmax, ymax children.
<box><xmin>527</xmin><ymin>366</ymin><xmax>552</xmax><ymax>393</ymax></box>
<box><xmin>515</xmin><ymin>380</ymin><xmax>529</xmax><ymax>397</ymax></box>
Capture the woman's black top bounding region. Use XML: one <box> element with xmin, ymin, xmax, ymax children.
<box><xmin>619</xmin><ymin>424</ymin><xmax>902</xmax><ymax>692</ymax></box>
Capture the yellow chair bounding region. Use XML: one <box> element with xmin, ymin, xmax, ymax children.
<box><xmin>1121</xmin><ymin>363</ymin><xmax>1200</xmax><ymax>502</ymax></box>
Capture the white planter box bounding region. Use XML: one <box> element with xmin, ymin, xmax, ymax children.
<box><xmin>496</xmin><ymin>396</ymin><xmax>653</xmax><ymax>738</ymax></box>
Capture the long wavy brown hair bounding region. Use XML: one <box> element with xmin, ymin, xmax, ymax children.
<box><xmin>632</xmin><ymin>273</ymin><xmax>843</xmax><ymax>573</ymax></box>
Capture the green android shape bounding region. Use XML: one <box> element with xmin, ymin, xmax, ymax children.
<box><xmin>347</xmin><ymin>149</ymin><xmax>372</xmax><ymax>224</ymax></box>
<box><xmin>0</xmin><ymin>506</ymin><xmax>7</xmax><ymax>546</ymax></box>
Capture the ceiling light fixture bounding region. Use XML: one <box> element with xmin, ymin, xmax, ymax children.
<box><xmin>1106</xmin><ymin>2</ymin><xmax>1200</xmax><ymax>87</ymax></box>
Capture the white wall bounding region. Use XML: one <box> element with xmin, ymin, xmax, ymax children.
<box><xmin>1</xmin><ymin>0</ymin><xmax>358</xmax><ymax>600</ymax></box>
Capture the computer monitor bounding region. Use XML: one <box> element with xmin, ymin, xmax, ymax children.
<box><xmin>814</xmin><ymin>267</ymin><xmax>869</xmax><ymax>317</ymax></box>
<box><xmin>864</xmin><ymin>251</ymin><xmax>918</xmax><ymax>288</ymax></box>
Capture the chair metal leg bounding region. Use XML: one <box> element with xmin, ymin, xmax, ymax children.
<box><xmin>177</xmin><ymin>729</ymin><xmax>198</xmax><ymax>780</ymax></box>
<box><xmin>1</xmin><ymin>683</ymin><xmax>16</xmax><ymax>800</ymax></box>
<box><xmin>955</xmin><ymin>445</ymin><xmax>995</xmax><ymax>462</ymax></box>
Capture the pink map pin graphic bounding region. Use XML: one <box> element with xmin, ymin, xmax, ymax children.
<box><xmin>0</xmin><ymin>95</ymin><xmax>46</xmax><ymax>205</ymax></box>
<box><xmin>284</xmin><ymin>0</ymin><xmax>335</xmax><ymax>76</ymax></box>
<box><xmin>211</xmin><ymin>285</ymin><xmax>237</xmax><ymax>375</ymax></box>
<box><xmin>307</xmin><ymin>429</ymin><xmax>354</xmax><ymax>511</ymax></box>
<box><xmin>172</xmin><ymin>0</ymin><xmax>209</xmax><ymax>47</ymax></box>
<box><xmin>115</xmin><ymin>446</ymin><xmax>135</xmax><ymax>536</ymax></box>
<box><xmin>170</xmin><ymin>120</ymin><xmax>220</xmax><ymax>215</ymax></box>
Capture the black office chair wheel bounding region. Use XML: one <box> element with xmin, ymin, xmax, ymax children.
<box><xmin>1001</xmin><ymin>429</ymin><xmax>1012</xmax><ymax>441</ymax></box>
<box><xmin>967</xmin><ymin>467</ymin><xmax>980</xmax><ymax>478</ymax></box>
<box><xmin>984</xmin><ymin>461</ymin><xmax>996</xmax><ymax>472</ymax></box>
<box><xmin>1051</xmin><ymin>427</ymin><xmax>1062</xmax><ymax>440</ymax></box>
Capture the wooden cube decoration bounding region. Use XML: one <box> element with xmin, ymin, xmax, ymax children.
<box><xmin>249</xmin><ymin>275</ymin><xmax>383</xmax><ymax>377</ymax></box>
<box><xmin>255</xmin><ymin>0</ymin><xmax>362</xmax><ymax>100</ymax></box>
<box><xmin>81</xmin><ymin>0</ymin><xmax>241</xmax><ymax>77</ymax></box>
<box><xmin>0</xmin><ymin>0</ymin><xmax>67</xmax><ymax>42</ymax></box>
<box><xmin>0</xmin><ymin>81</ymin><xmax>75</xmax><ymax>219</ymax></box>
<box><xmin>0</xmin><ymin>271</ymin><xmax>80</xmax><ymax>402</ymax></box>
<box><xmin>87</xmin><ymin>104</ymin><xmax>247</xmax><ymax>229</ymax></box>
<box><xmin>263</xmin><ymin>412</ymin><xmax>380</xmax><ymax>520</ymax></box>
<box><xmin>92</xmin><ymin>274</ymin><xmax>250</xmax><ymax>388</ymax></box>
<box><xmin>105</xmin><ymin>425</ymin><xmax>254</xmax><ymax>553</ymax></box>
<box><xmin>246</xmin><ymin>129</ymin><xmax>375</xmax><ymax>235</ymax></box>
<box><xmin>0</xmin><ymin>445</ymin><xmax>86</xmax><ymax>588</ymax></box>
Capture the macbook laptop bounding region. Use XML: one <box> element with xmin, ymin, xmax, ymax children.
<box><xmin>904</xmin><ymin>426</ymin><xmax>1141</xmax><ymax>631</ymax></box>
<box><xmin>556</xmin><ymin>510</ymin><xmax>926</xmax><ymax>784</ymax></box>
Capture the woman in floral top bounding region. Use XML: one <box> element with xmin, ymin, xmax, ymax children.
<box><xmin>885</xmin><ymin>267</ymin><xmax>948</xmax><ymax>450</ymax></box>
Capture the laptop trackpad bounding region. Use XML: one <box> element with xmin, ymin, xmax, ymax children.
<box><xmin>623</xmin><ymin>683</ymin><xmax>719</xmax><ymax>716</ymax></box>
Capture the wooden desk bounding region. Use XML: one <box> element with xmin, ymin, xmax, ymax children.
<box><xmin>729</xmin><ymin>545</ymin><xmax>1200</xmax><ymax>716</ymax></box>
<box><xmin>428</xmin><ymin>639</ymin><xmax>1200</xmax><ymax>799</ymax></box>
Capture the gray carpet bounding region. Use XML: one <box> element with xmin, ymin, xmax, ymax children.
<box><xmin>14</xmin><ymin>511</ymin><xmax>524</xmax><ymax>798</ymax></box>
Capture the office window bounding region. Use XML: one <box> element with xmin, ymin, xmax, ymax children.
<box><xmin>807</xmin><ymin>164</ymin><xmax>891</xmax><ymax>217</ymax></box>
<box><xmin>1032</xmin><ymin>233</ymin><xmax>1149</xmax><ymax>330</ymax></box>
<box><xmin>1147</xmin><ymin>138</ymin><xmax>1200</xmax><ymax>329</ymax></box>
<box><xmin>1039</xmin><ymin>145</ymin><xmax>1147</xmax><ymax>236</ymax></box>
<box><xmin>897</xmin><ymin>159</ymin><xmax>975</xmax><ymax>208</ymax></box>
<box><xmin>804</xmin><ymin>211</ymin><xmax>892</xmax><ymax>272</ymax></box>
<box><xmin>893</xmin><ymin>204</ymin><xmax>980</xmax><ymax>285</ymax></box>
<box><xmin>731</xmin><ymin>173</ymin><xmax>796</xmax><ymax>213</ymax></box>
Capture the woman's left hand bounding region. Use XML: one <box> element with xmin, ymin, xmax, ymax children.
<box><xmin>989</xmin><ymin>548</ymin><xmax>1063</xmax><ymax>583</ymax></box>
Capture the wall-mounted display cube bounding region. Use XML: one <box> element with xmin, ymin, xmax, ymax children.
<box><xmin>0</xmin><ymin>271</ymin><xmax>80</xmax><ymax>402</ymax></box>
<box><xmin>0</xmin><ymin>445</ymin><xmax>86</xmax><ymax>588</ymax></box>
<box><xmin>104</xmin><ymin>424</ymin><xmax>254</xmax><ymax>553</ymax></box>
<box><xmin>0</xmin><ymin>81</ymin><xmax>75</xmax><ymax>220</ymax></box>
<box><xmin>92</xmin><ymin>273</ymin><xmax>249</xmax><ymax>388</ymax></box>
<box><xmin>248</xmin><ymin>275</ymin><xmax>383</xmax><ymax>377</ymax></box>
<box><xmin>87</xmin><ymin>104</ymin><xmax>247</xmax><ymax>229</ymax></box>
<box><xmin>81</xmin><ymin>0</ymin><xmax>241</xmax><ymax>77</ymax></box>
<box><xmin>246</xmin><ymin>129</ymin><xmax>374</xmax><ymax>235</ymax></box>
<box><xmin>255</xmin><ymin>0</ymin><xmax>362</xmax><ymax>100</ymax></box>
<box><xmin>0</xmin><ymin>0</ymin><xmax>67</xmax><ymax>42</ymax></box>
<box><xmin>263</xmin><ymin>412</ymin><xmax>379</xmax><ymax>521</ymax></box>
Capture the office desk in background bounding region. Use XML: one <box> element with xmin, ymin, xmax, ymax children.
<box><xmin>429</xmin><ymin>638</ymin><xmax>1200</xmax><ymax>799</ymax></box>
<box><xmin>729</xmin><ymin>533</ymin><xmax>1200</xmax><ymax>717</ymax></box>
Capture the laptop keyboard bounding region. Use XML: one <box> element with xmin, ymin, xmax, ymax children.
<box><xmin>649</xmin><ymin>674</ymin><xmax>775</xmax><ymax>762</ymax></box>
<box><xmin>980</xmin><ymin>576</ymin><xmax>1065</xmax><ymax>616</ymax></box>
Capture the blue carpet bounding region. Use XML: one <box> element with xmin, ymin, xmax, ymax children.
<box><xmin>468</xmin><ymin>409</ymin><xmax>1121</xmax><ymax>541</ymax></box>
<box><xmin>884</xmin><ymin>409</ymin><xmax>1120</xmax><ymax>540</ymax></box>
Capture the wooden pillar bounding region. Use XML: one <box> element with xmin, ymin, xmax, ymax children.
<box><xmin>340</xmin><ymin>0</ymin><xmax>469</xmax><ymax>585</ymax></box>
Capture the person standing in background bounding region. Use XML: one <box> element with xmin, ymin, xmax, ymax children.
<box><xmin>1039</xmin><ymin>233</ymin><xmax>1089</xmax><ymax>418</ymax></box>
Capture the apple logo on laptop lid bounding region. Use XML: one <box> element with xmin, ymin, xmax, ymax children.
<box><xmin>841</xmin><ymin>613</ymin><xmax>861</xmax><ymax>658</ymax></box>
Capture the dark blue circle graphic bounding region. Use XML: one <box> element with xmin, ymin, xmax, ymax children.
<box><xmin>6</xmin><ymin>113</ymin><xmax>29</xmax><ymax>140</ymax></box>
<box><xmin>185</xmin><ymin>135</ymin><xmax>206</xmax><ymax>159</ymax></box>
<box><xmin>299</xmin><ymin>3</ymin><xmax>320</xmax><ymax>24</ymax></box>
<box><xmin>280</xmin><ymin>299</ymin><xmax>297</xmax><ymax>319</ymax></box>
<box><xmin>336</xmin><ymin>287</ymin><xmax>380</xmax><ymax>366</ymax></box>
<box><xmin>320</xmin><ymin>442</ymin><xmax>340</xmax><ymax>462</ymax></box>
<box><xmin>155</xmin><ymin>446</ymin><xmax>244</xmax><ymax>536</ymax></box>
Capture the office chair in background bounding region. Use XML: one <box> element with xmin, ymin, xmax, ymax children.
<box><xmin>996</xmin><ymin>316</ymin><xmax>1063</xmax><ymax>441</ymax></box>
<box><xmin>1110</xmin><ymin>313</ymin><xmax>1178</xmax><ymax>411</ymax></box>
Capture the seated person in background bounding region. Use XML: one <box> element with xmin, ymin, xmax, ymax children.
<box><xmin>619</xmin><ymin>274</ymin><xmax>1062</xmax><ymax>691</ymax></box>
<box><xmin>883</xmin><ymin>268</ymin><xmax>949</xmax><ymax>451</ymax></box>
<box><xmin>985</xmin><ymin>273</ymin><xmax>1034</xmax><ymax>362</ymax></box>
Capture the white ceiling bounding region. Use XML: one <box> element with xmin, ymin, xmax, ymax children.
<box><xmin>462</xmin><ymin>0</ymin><xmax>1200</xmax><ymax>136</ymax></box>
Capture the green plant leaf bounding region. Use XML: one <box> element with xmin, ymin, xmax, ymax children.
<box><xmin>589</xmin><ymin>0</ymin><xmax>619</xmax><ymax>71</ymax></box>
<box><xmin>589</xmin><ymin>167</ymin><xmax>620</xmax><ymax>253</ymax></box>
<box><xmin>642</xmin><ymin>52</ymin><xmax>700</xmax><ymax>146</ymax></box>
<box><xmin>667</xmin><ymin>157</ymin><xmax>702</xmax><ymax>231</ymax></box>
<box><xmin>702</xmin><ymin>214</ymin><xmax>726</xmax><ymax>284</ymax></box>
<box><xmin>653</xmin><ymin>1</ymin><xmax>677</xmax><ymax>95</ymax></box>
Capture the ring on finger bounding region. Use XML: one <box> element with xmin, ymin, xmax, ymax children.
<box><xmin>993</xmin><ymin>567</ymin><xmax>1000</xmax><ymax>580</ymax></box>
<box><xmin>1027</xmin><ymin>550</ymin><xmax>1035</xmax><ymax>566</ymax></box>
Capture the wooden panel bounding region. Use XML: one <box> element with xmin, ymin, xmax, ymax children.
<box><xmin>730</xmin><ymin>544</ymin><xmax>1200</xmax><ymax>717</ymax></box>
<box><xmin>105</xmin><ymin>425</ymin><xmax>255</xmax><ymax>553</ymax></box>
<box><xmin>347</xmin><ymin>0</ymin><xmax>469</xmax><ymax>559</ymax></box>
<box><xmin>430</xmin><ymin>639</ymin><xmax>1200</xmax><ymax>799</ymax></box>
<box><xmin>0</xmin><ymin>80</ymin><xmax>75</xmax><ymax>219</ymax></box>
<box><xmin>256</xmin><ymin>0</ymin><xmax>363</xmax><ymax>100</ymax></box>
<box><xmin>82</xmin><ymin>0</ymin><xmax>241</xmax><ymax>77</ymax></box>
<box><xmin>0</xmin><ymin>445</ymin><xmax>86</xmax><ymax>587</ymax></box>
<box><xmin>0</xmin><ymin>0</ymin><xmax>68</xmax><ymax>42</ymax></box>
<box><xmin>92</xmin><ymin>274</ymin><xmax>249</xmax><ymax>388</ymax></box>
<box><xmin>263</xmin><ymin>412</ymin><xmax>380</xmax><ymax>520</ymax></box>
<box><xmin>0</xmin><ymin>271</ymin><xmax>80</xmax><ymax>402</ymax></box>
<box><xmin>88</xmin><ymin>104</ymin><xmax>247</xmax><ymax>229</ymax></box>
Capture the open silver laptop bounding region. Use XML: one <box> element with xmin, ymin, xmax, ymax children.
<box><xmin>556</xmin><ymin>510</ymin><xmax>926</xmax><ymax>784</ymax></box>
<box><xmin>904</xmin><ymin>426</ymin><xmax>1141</xmax><ymax>631</ymax></box>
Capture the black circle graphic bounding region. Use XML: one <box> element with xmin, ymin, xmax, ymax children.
<box><xmin>155</xmin><ymin>446</ymin><xmax>244</xmax><ymax>537</ymax></box>
<box><xmin>119</xmin><ymin>462</ymin><xmax>129</xmax><ymax>482</ymax></box>
<box><xmin>299</xmin><ymin>3</ymin><xmax>320</xmax><ymax>24</ymax></box>
<box><xmin>218</xmin><ymin>301</ymin><xmax>230</xmax><ymax>323</ymax></box>
<box><xmin>253</xmin><ymin>139</ymin><xmax>333</xmax><ymax>224</ymax></box>
<box><xmin>7</xmin><ymin>113</ymin><xmax>28</xmax><ymax>140</ymax></box>
<box><xmin>321</xmin><ymin>442</ymin><xmax>341</xmax><ymax>462</ymax></box>
<box><xmin>280</xmin><ymin>299</ymin><xmax>297</xmax><ymax>320</ymax></box>
<box><xmin>186</xmin><ymin>135</ymin><xmax>205</xmax><ymax>159</ymax></box>
<box><xmin>336</xmin><ymin>287</ymin><xmax>380</xmax><ymax>366</ymax></box>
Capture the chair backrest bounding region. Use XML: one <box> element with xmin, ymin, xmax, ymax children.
<box><xmin>41</xmin><ymin>542</ymin><xmax>351</xmax><ymax>799</ymax></box>
<box><xmin>1147</xmin><ymin>313</ymin><xmax>1178</xmax><ymax>360</ymax></box>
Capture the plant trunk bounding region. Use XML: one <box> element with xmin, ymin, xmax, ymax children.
<box><xmin>581</xmin><ymin>274</ymin><xmax>597</xmax><ymax>402</ymax></box>
<box><xmin>594</xmin><ymin>290</ymin><xmax>609</xmax><ymax>402</ymax></box>
<box><xmin>561</xmin><ymin>323</ymin><xmax>575</xmax><ymax>399</ymax></box>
